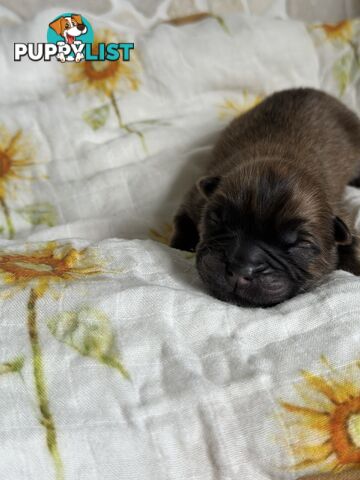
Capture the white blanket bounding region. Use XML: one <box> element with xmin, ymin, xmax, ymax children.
<box><xmin>0</xmin><ymin>5</ymin><xmax>360</xmax><ymax>480</ymax></box>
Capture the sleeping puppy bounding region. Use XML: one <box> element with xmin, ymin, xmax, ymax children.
<box><xmin>171</xmin><ymin>88</ymin><xmax>360</xmax><ymax>307</ymax></box>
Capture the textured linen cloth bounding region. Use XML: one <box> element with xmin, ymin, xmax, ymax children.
<box><xmin>0</xmin><ymin>3</ymin><xmax>359</xmax><ymax>480</ymax></box>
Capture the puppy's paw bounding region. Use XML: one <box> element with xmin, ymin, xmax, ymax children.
<box><xmin>338</xmin><ymin>238</ymin><xmax>360</xmax><ymax>275</ymax></box>
<box><xmin>170</xmin><ymin>233</ymin><xmax>196</xmax><ymax>252</ymax></box>
<box><xmin>170</xmin><ymin>212</ymin><xmax>199</xmax><ymax>252</ymax></box>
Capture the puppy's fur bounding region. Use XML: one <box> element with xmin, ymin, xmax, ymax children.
<box><xmin>171</xmin><ymin>88</ymin><xmax>360</xmax><ymax>307</ymax></box>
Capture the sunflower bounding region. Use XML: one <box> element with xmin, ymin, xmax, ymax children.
<box><xmin>0</xmin><ymin>241</ymin><xmax>106</xmax><ymax>480</ymax></box>
<box><xmin>0</xmin><ymin>126</ymin><xmax>38</xmax><ymax>198</ymax></box>
<box><xmin>322</xmin><ymin>20</ymin><xmax>353</xmax><ymax>43</ymax></box>
<box><xmin>66</xmin><ymin>29</ymin><xmax>147</xmax><ymax>151</ymax></box>
<box><xmin>66</xmin><ymin>29</ymin><xmax>140</xmax><ymax>98</ymax></box>
<box><xmin>0</xmin><ymin>125</ymin><xmax>40</xmax><ymax>238</ymax></box>
<box><xmin>0</xmin><ymin>241</ymin><xmax>103</xmax><ymax>297</ymax></box>
<box><xmin>280</xmin><ymin>356</ymin><xmax>360</xmax><ymax>473</ymax></box>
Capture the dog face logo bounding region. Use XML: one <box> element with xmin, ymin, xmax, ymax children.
<box><xmin>48</xmin><ymin>13</ymin><xmax>93</xmax><ymax>62</ymax></box>
<box><xmin>49</xmin><ymin>14</ymin><xmax>87</xmax><ymax>45</ymax></box>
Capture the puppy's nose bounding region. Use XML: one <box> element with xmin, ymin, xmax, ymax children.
<box><xmin>227</xmin><ymin>264</ymin><xmax>266</xmax><ymax>285</ymax></box>
<box><xmin>237</xmin><ymin>275</ymin><xmax>253</xmax><ymax>286</ymax></box>
<box><xmin>77</xmin><ymin>24</ymin><xmax>86</xmax><ymax>31</ymax></box>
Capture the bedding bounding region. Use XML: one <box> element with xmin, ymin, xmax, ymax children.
<box><xmin>0</xmin><ymin>3</ymin><xmax>359</xmax><ymax>479</ymax></box>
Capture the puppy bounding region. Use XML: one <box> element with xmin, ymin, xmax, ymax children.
<box><xmin>171</xmin><ymin>88</ymin><xmax>360</xmax><ymax>307</ymax></box>
<box><xmin>49</xmin><ymin>14</ymin><xmax>87</xmax><ymax>62</ymax></box>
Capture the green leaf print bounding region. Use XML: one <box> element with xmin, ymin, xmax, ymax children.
<box><xmin>47</xmin><ymin>307</ymin><xmax>130</xmax><ymax>379</ymax></box>
<box><xmin>17</xmin><ymin>202</ymin><xmax>58</xmax><ymax>227</ymax></box>
<box><xmin>333</xmin><ymin>51</ymin><xmax>356</xmax><ymax>96</ymax></box>
<box><xmin>83</xmin><ymin>104</ymin><xmax>110</xmax><ymax>130</ymax></box>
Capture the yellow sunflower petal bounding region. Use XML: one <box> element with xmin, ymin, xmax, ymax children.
<box><xmin>302</xmin><ymin>370</ymin><xmax>347</xmax><ymax>405</ymax></box>
<box><xmin>280</xmin><ymin>401</ymin><xmax>330</xmax><ymax>431</ymax></box>
<box><xmin>292</xmin><ymin>441</ymin><xmax>333</xmax><ymax>462</ymax></box>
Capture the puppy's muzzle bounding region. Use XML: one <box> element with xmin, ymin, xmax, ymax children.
<box><xmin>226</xmin><ymin>263</ymin><xmax>267</xmax><ymax>286</ymax></box>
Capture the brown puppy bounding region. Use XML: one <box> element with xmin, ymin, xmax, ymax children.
<box><xmin>171</xmin><ymin>88</ymin><xmax>360</xmax><ymax>307</ymax></box>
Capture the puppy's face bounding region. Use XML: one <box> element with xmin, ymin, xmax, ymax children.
<box><xmin>196</xmin><ymin>161</ymin><xmax>351</xmax><ymax>307</ymax></box>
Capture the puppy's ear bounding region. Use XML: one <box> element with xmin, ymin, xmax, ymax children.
<box><xmin>72</xmin><ymin>14</ymin><xmax>83</xmax><ymax>24</ymax></box>
<box><xmin>334</xmin><ymin>216</ymin><xmax>352</xmax><ymax>245</ymax></box>
<box><xmin>197</xmin><ymin>176</ymin><xmax>221</xmax><ymax>199</ymax></box>
<box><xmin>49</xmin><ymin>18</ymin><xmax>64</xmax><ymax>35</ymax></box>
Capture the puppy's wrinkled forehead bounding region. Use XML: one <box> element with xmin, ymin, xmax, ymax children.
<box><xmin>215</xmin><ymin>162</ymin><xmax>327</xmax><ymax>229</ymax></box>
<box><xmin>224</xmin><ymin>168</ymin><xmax>291</xmax><ymax>215</ymax></box>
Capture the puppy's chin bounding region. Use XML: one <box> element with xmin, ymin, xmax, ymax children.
<box><xmin>196</xmin><ymin>248</ymin><xmax>303</xmax><ymax>308</ymax></box>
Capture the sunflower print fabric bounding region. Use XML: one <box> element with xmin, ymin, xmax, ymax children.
<box><xmin>280</xmin><ymin>357</ymin><xmax>360</xmax><ymax>473</ymax></box>
<box><xmin>0</xmin><ymin>3</ymin><xmax>359</xmax><ymax>480</ymax></box>
<box><xmin>0</xmin><ymin>240</ymin><xmax>129</xmax><ymax>479</ymax></box>
<box><xmin>66</xmin><ymin>29</ymin><xmax>147</xmax><ymax>152</ymax></box>
<box><xmin>308</xmin><ymin>19</ymin><xmax>360</xmax><ymax>98</ymax></box>
<box><xmin>0</xmin><ymin>125</ymin><xmax>57</xmax><ymax>239</ymax></box>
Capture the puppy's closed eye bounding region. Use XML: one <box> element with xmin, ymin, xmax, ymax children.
<box><xmin>280</xmin><ymin>226</ymin><xmax>320</xmax><ymax>254</ymax></box>
<box><xmin>280</xmin><ymin>229</ymin><xmax>298</xmax><ymax>247</ymax></box>
<box><xmin>288</xmin><ymin>235</ymin><xmax>321</xmax><ymax>255</ymax></box>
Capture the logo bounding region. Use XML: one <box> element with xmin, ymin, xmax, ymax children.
<box><xmin>14</xmin><ymin>13</ymin><xmax>134</xmax><ymax>63</ymax></box>
<box><xmin>47</xmin><ymin>13</ymin><xmax>93</xmax><ymax>62</ymax></box>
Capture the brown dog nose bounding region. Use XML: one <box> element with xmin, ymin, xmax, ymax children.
<box><xmin>77</xmin><ymin>23</ymin><xmax>86</xmax><ymax>31</ymax></box>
